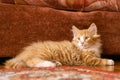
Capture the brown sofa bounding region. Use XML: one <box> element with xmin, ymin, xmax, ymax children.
<box><xmin>0</xmin><ymin>0</ymin><xmax>120</xmax><ymax>58</ymax></box>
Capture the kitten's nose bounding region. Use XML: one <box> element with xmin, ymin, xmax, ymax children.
<box><xmin>81</xmin><ymin>42</ymin><xmax>84</xmax><ymax>46</ymax></box>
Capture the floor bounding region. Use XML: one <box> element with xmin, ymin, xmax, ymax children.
<box><xmin>86</xmin><ymin>61</ymin><xmax>120</xmax><ymax>72</ymax></box>
<box><xmin>0</xmin><ymin>59</ymin><xmax>120</xmax><ymax>72</ymax></box>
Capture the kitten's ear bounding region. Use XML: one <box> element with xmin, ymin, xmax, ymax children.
<box><xmin>88</xmin><ymin>23</ymin><xmax>97</xmax><ymax>35</ymax></box>
<box><xmin>71</xmin><ymin>25</ymin><xmax>80</xmax><ymax>36</ymax></box>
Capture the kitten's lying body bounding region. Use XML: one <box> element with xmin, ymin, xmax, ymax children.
<box><xmin>5</xmin><ymin>23</ymin><xmax>114</xmax><ymax>68</ymax></box>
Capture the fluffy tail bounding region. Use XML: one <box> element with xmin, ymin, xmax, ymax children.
<box><xmin>5</xmin><ymin>58</ymin><xmax>27</xmax><ymax>69</ymax></box>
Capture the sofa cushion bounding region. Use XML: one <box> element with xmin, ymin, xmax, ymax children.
<box><xmin>0</xmin><ymin>0</ymin><xmax>49</xmax><ymax>7</ymax></box>
<box><xmin>0</xmin><ymin>0</ymin><xmax>14</xmax><ymax>4</ymax></box>
<box><xmin>1</xmin><ymin>0</ymin><xmax>120</xmax><ymax>11</ymax></box>
<box><xmin>14</xmin><ymin>0</ymin><xmax>48</xmax><ymax>6</ymax></box>
<box><xmin>0</xmin><ymin>3</ymin><xmax>120</xmax><ymax>57</ymax></box>
<box><xmin>14</xmin><ymin>0</ymin><xmax>120</xmax><ymax>11</ymax></box>
<box><xmin>44</xmin><ymin>0</ymin><xmax>120</xmax><ymax>11</ymax></box>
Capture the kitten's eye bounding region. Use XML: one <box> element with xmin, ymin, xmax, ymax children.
<box><xmin>85</xmin><ymin>36</ymin><xmax>89</xmax><ymax>40</ymax></box>
<box><xmin>78</xmin><ymin>37</ymin><xmax>80</xmax><ymax>40</ymax></box>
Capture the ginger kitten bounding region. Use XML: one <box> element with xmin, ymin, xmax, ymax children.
<box><xmin>5</xmin><ymin>23</ymin><xmax>114</xmax><ymax>69</ymax></box>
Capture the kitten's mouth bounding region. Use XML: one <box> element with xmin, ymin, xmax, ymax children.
<box><xmin>83</xmin><ymin>46</ymin><xmax>90</xmax><ymax>49</ymax></box>
<box><xmin>79</xmin><ymin>46</ymin><xmax>90</xmax><ymax>49</ymax></box>
<box><xmin>77</xmin><ymin>43</ymin><xmax>90</xmax><ymax>49</ymax></box>
<box><xmin>81</xmin><ymin>45</ymin><xmax>90</xmax><ymax>49</ymax></box>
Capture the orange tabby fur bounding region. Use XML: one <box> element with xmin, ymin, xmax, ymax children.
<box><xmin>5</xmin><ymin>23</ymin><xmax>114</xmax><ymax>69</ymax></box>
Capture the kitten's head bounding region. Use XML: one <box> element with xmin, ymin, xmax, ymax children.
<box><xmin>72</xmin><ymin>23</ymin><xmax>101</xmax><ymax>50</ymax></box>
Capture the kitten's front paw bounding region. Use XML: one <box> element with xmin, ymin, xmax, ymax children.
<box><xmin>52</xmin><ymin>61</ymin><xmax>62</xmax><ymax>66</ymax></box>
<box><xmin>107</xmin><ymin>59</ymin><xmax>114</xmax><ymax>66</ymax></box>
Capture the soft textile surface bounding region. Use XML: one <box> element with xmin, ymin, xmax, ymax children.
<box><xmin>44</xmin><ymin>0</ymin><xmax>120</xmax><ymax>11</ymax></box>
<box><xmin>0</xmin><ymin>66</ymin><xmax>120</xmax><ymax>80</ymax></box>
<box><xmin>0</xmin><ymin>0</ymin><xmax>120</xmax><ymax>11</ymax></box>
<box><xmin>0</xmin><ymin>0</ymin><xmax>14</xmax><ymax>4</ymax></box>
<box><xmin>0</xmin><ymin>3</ymin><xmax>120</xmax><ymax>57</ymax></box>
<box><xmin>0</xmin><ymin>0</ymin><xmax>49</xmax><ymax>6</ymax></box>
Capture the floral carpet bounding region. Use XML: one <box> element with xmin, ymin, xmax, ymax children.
<box><xmin>0</xmin><ymin>66</ymin><xmax>120</xmax><ymax>80</ymax></box>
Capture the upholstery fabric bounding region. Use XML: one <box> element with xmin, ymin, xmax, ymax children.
<box><xmin>0</xmin><ymin>3</ymin><xmax>120</xmax><ymax>57</ymax></box>
<box><xmin>0</xmin><ymin>0</ymin><xmax>120</xmax><ymax>11</ymax></box>
<box><xmin>43</xmin><ymin>0</ymin><xmax>120</xmax><ymax>11</ymax></box>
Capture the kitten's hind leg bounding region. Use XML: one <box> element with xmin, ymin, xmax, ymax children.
<box><xmin>35</xmin><ymin>61</ymin><xmax>56</xmax><ymax>68</ymax></box>
<box><xmin>26</xmin><ymin>58</ymin><xmax>61</xmax><ymax>68</ymax></box>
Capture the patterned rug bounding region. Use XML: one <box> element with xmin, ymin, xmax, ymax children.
<box><xmin>0</xmin><ymin>66</ymin><xmax>120</xmax><ymax>80</ymax></box>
